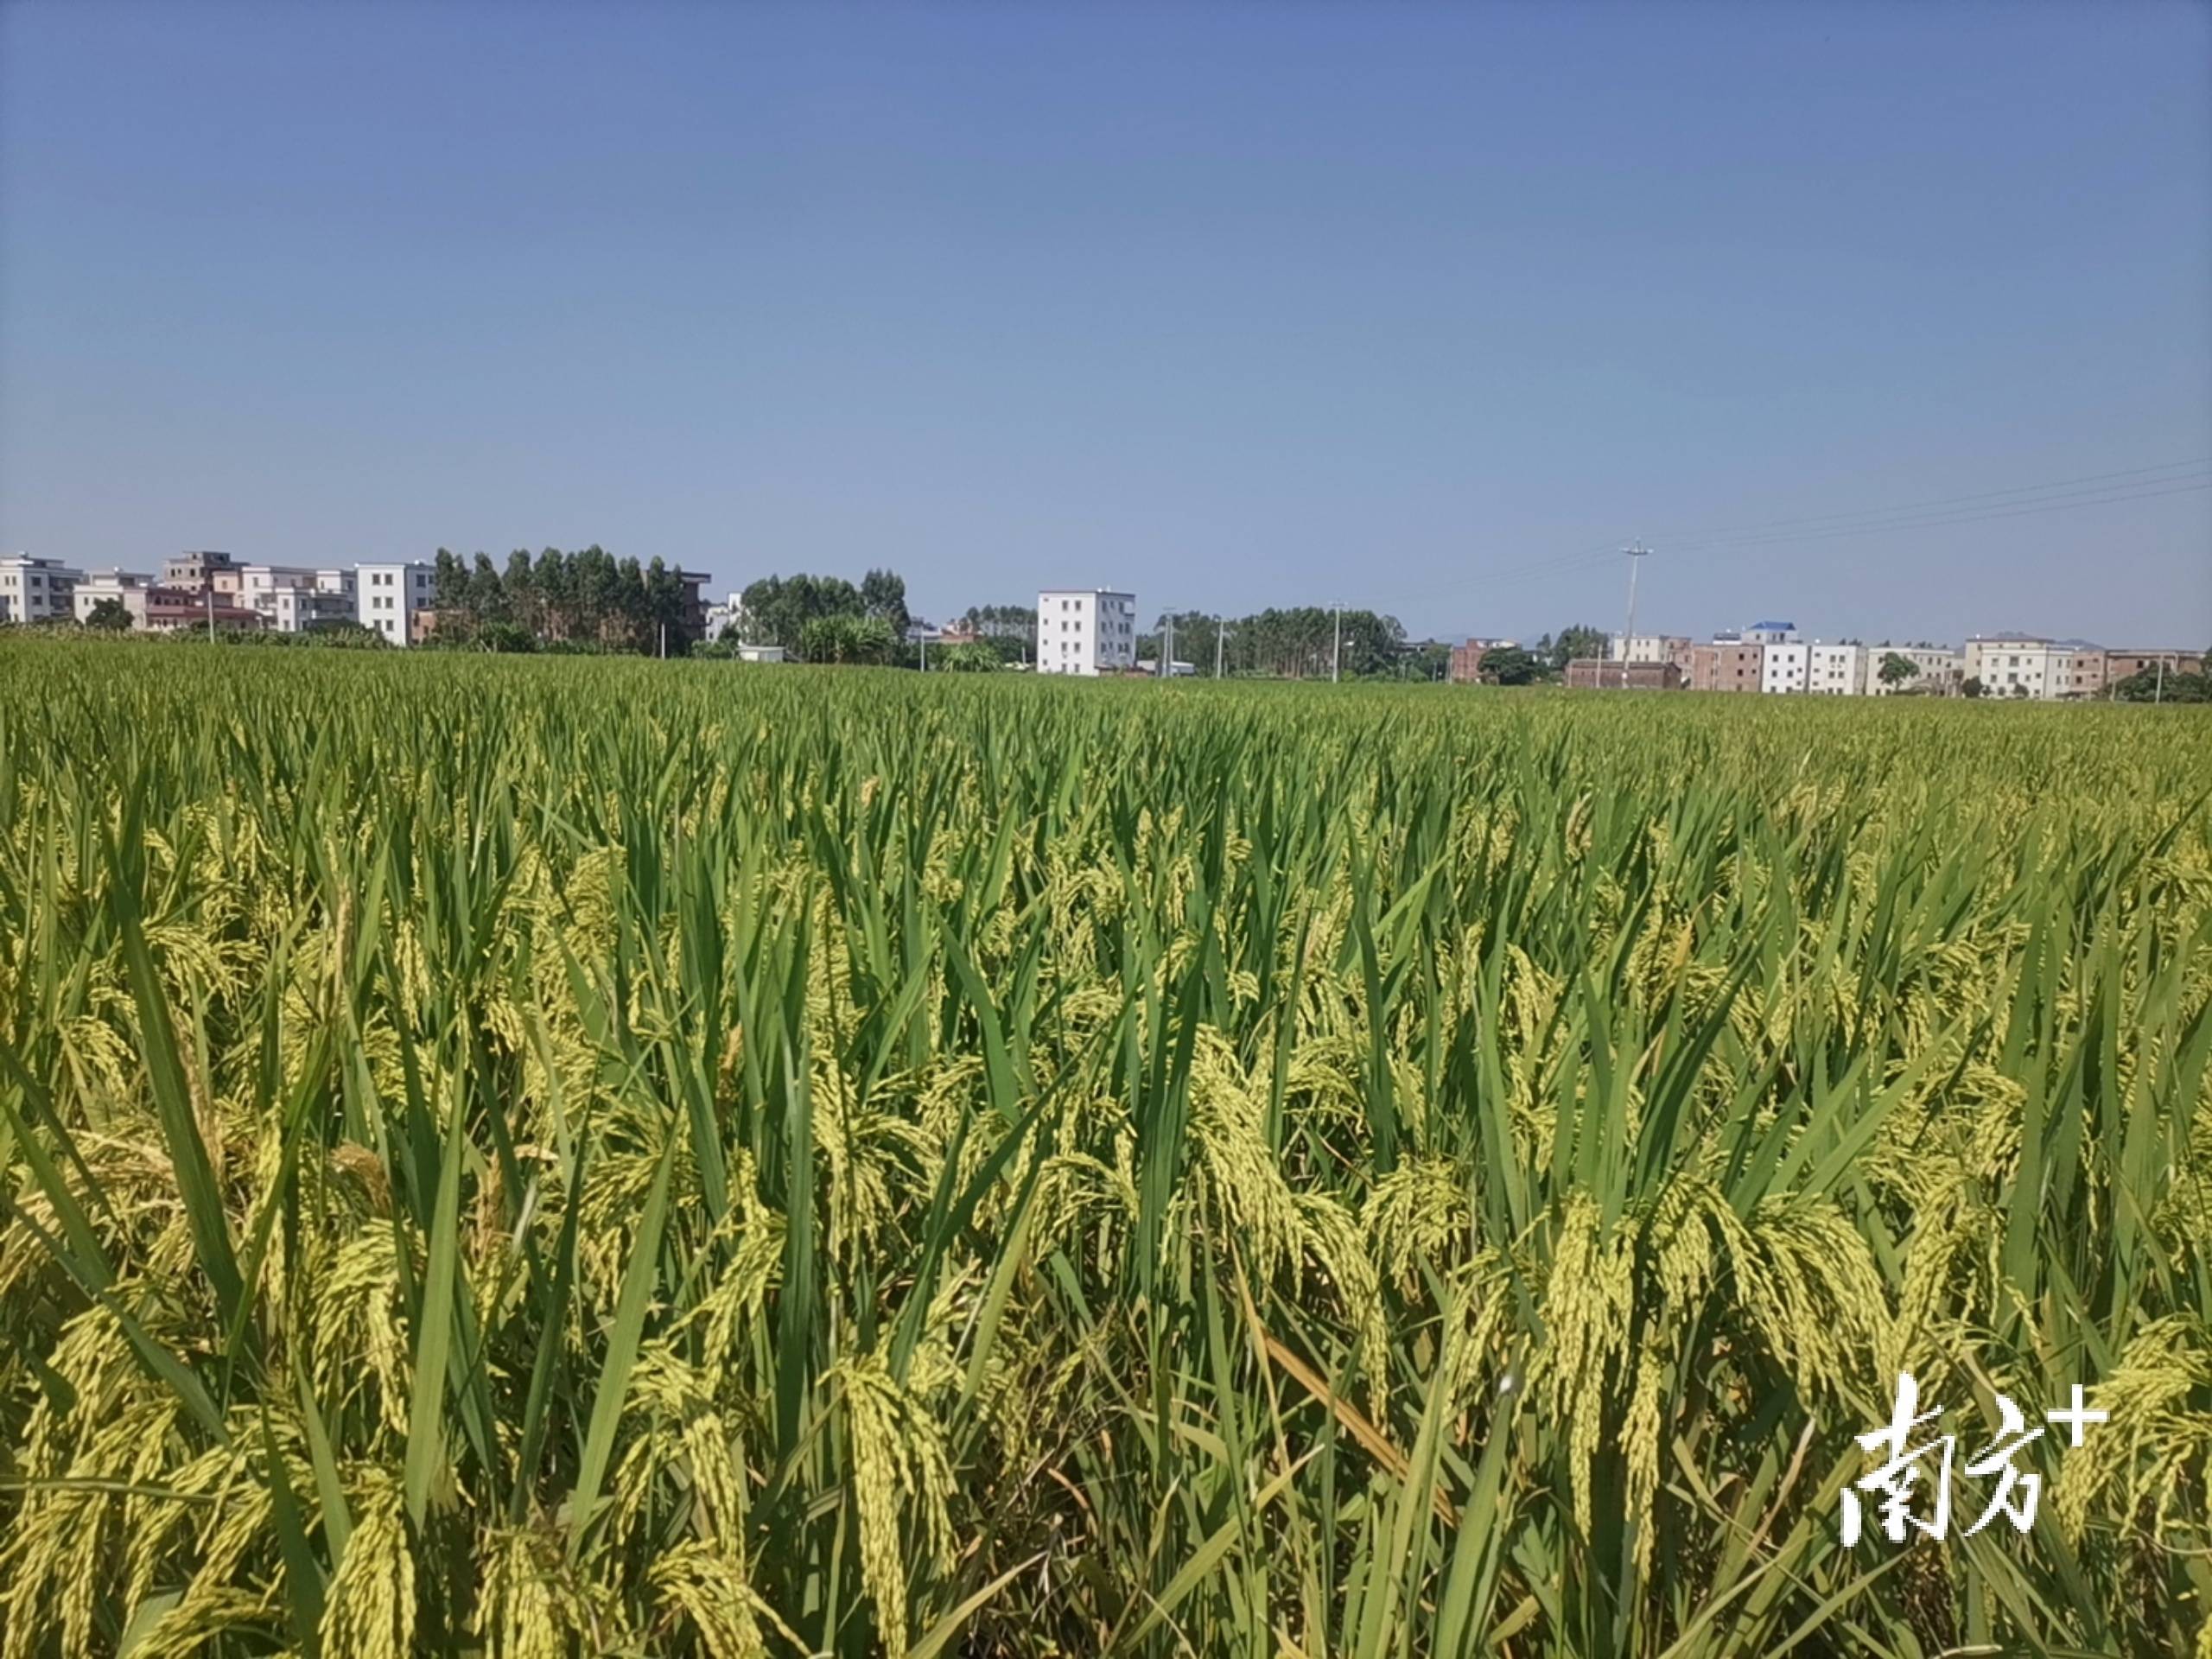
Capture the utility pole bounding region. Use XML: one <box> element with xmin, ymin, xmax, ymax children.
<box><xmin>2156</xmin><ymin>657</ymin><xmax>2165</xmax><ymax>704</ymax></box>
<box><xmin>1619</xmin><ymin>543</ymin><xmax>1650</xmax><ymax>689</ymax></box>
<box><xmin>1215</xmin><ymin>620</ymin><xmax>1225</xmax><ymax>679</ymax></box>
<box><xmin>1332</xmin><ymin>603</ymin><xmax>1342</xmax><ymax>683</ymax></box>
<box><xmin>1161</xmin><ymin>613</ymin><xmax>1173</xmax><ymax>680</ymax></box>
<box><xmin>658</xmin><ymin>621</ymin><xmax>666</xmax><ymax>660</ymax></box>
<box><xmin>206</xmin><ymin>587</ymin><xmax>215</xmax><ymax>645</ymax></box>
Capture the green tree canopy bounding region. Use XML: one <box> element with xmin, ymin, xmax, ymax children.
<box><xmin>860</xmin><ymin>569</ymin><xmax>911</xmax><ymax>639</ymax></box>
<box><xmin>744</xmin><ymin>574</ymin><xmax>866</xmax><ymax>653</ymax></box>
<box><xmin>424</xmin><ymin>545</ymin><xmax>690</xmax><ymax>654</ymax></box>
<box><xmin>1547</xmin><ymin>625</ymin><xmax>1610</xmax><ymax>671</ymax></box>
<box><xmin>1147</xmin><ymin>607</ymin><xmax>1406</xmax><ymax>678</ymax></box>
<box><xmin>798</xmin><ymin>612</ymin><xmax>897</xmax><ymax>665</ymax></box>
<box><xmin>2112</xmin><ymin>666</ymin><xmax>2210</xmax><ymax>703</ymax></box>
<box><xmin>1481</xmin><ymin>645</ymin><xmax>1541</xmax><ymax>685</ymax></box>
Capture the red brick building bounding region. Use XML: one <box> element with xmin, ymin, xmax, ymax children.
<box><xmin>1447</xmin><ymin>639</ymin><xmax>1490</xmax><ymax>683</ymax></box>
<box><xmin>1672</xmin><ymin>643</ymin><xmax>1720</xmax><ymax>690</ymax></box>
<box><xmin>1707</xmin><ymin>642</ymin><xmax>1765</xmax><ymax>692</ymax></box>
<box><xmin>2102</xmin><ymin>649</ymin><xmax>2203</xmax><ymax>684</ymax></box>
<box><xmin>1669</xmin><ymin>642</ymin><xmax>1764</xmax><ymax>691</ymax></box>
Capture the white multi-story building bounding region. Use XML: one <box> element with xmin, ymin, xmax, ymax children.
<box><xmin>2044</xmin><ymin>652</ymin><xmax>2088</xmax><ymax>700</ymax></box>
<box><xmin>1609</xmin><ymin>632</ymin><xmax>1690</xmax><ymax>664</ymax></box>
<box><xmin>163</xmin><ymin>550</ymin><xmax>238</xmax><ymax>589</ymax></box>
<box><xmin>238</xmin><ymin>563</ymin><xmax>312</xmax><ymax>612</ymax></box>
<box><xmin>241</xmin><ymin>564</ymin><xmax>357</xmax><ymax>632</ymax></box>
<box><xmin>1761</xmin><ymin>641</ymin><xmax>1810</xmax><ymax>694</ymax></box>
<box><xmin>1864</xmin><ymin>645</ymin><xmax>1964</xmax><ymax>696</ymax></box>
<box><xmin>72</xmin><ymin>569</ymin><xmax>158</xmax><ymax>627</ymax></box>
<box><xmin>357</xmin><ymin>561</ymin><xmax>435</xmax><ymax>645</ymax></box>
<box><xmin>272</xmin><ymin>582</ymin><xmax>359</xmax><ymax>634</ymax></box>
<box><xmin>1966</xmin><ymin>634</ymin><xmax>2078</xmax><ymax>700</ymax></box>
<box><xmin>0</xmin><ymin>554</ymin><xmax>83</xmax><ymax>623</ymax></box>
<box><xmin>1805</xmin><ymin>643</ymin><xmax>1861</xmax><ymax>695</ymax></box>
<box><xmin>703</xmin><ymin>591</ymin><xmax>750</xmax><ymax>643</ymax></box>
<box><xmin>1037</xmin><ymin>588</ymin><xmax>1137</xmax><ymax>677</ymax></box>
<box><xmin>1811</xmin><ymin>643</ymin><xmax>1860</xmax><ymax>695</ymax></box>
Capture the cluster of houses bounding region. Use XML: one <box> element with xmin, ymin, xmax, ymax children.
<box><xmin>1456</xmin><ymin>620</ymin><xmax>2201</xmax><ymax>699</ymax></box>
<box><xmin>3</xmin><ymin>550</ymin><xmax>435</xmax><ymax>643</ymax></box>
<box><xmin>1</xmin><ymin>551</ymin><xmax>710</xmax><ymax>648</ymax></box>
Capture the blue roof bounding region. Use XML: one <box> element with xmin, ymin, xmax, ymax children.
<box><xmin>1748</xmin><ymin>620</ymin><xmax>1796</xmax><ymax>630</ymax></box>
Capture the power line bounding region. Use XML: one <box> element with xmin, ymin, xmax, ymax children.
<box><xmin>1639</xmin><ymin>454</ymin><xmax>2210</xmax><ymax>545</ymax></box>
<box><xmin>1671</xmin><ymin>476</ymin><xmax>2212</xmax><ymax>554</ymax></box>
<box><xmin>1370</xmin><ymin>457</ymin><xmax>2210</xmax><ymax>613</ymax></box>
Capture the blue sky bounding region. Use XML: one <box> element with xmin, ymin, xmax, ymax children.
<box><xmin>3</xmin><ymin>2</ymin><xmax>2207</xmax><ymax>646</ymax></box>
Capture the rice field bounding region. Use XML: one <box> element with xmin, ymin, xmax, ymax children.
<box><xmin>3</xmin><ymin>638</ymin><xmax>2210</xmax><ymax>1658</ymax></box>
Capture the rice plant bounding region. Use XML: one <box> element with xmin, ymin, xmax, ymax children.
<box><xmin>2</xmin><ymin>636</ymin><xmax>2209</xmax><ymax>1656</ymax></box>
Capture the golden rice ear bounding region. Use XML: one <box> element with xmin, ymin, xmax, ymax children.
<box><xmin>330</xmin><ymin>1142</ymin><xmax>391</xmax><ymax>1216</ymax></box>
<box><xmin>320</xmin><ymin>1470</ymin><xmax>416</xmax><ymax>1659</ymax></box>
<box><xmin>831</xmin><ymin>1352</ymin><xmax>958</xmax><ymax>1659</ymax></box>
<box><xmin>651</xmin><ymin>1542</ymin><xmax>772</xmax><ymax>1659</ymax></box>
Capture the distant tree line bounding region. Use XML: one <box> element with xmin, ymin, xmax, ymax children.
<box><xmin>1141</xmin><ymin>607</ymin><xmax>1408</xmax><ymax>677</ymax></box>
<box><xmin>1120</xmin><ymin>613</ymin><xmax>1615</xmax><ymax>683</ymax></box>
<box><xmin>429</xmin><ymin>548</ymin><xmax>696</xmax><ymax>653</ymax></box>
<box><xmin>962</xmin><ymin>604</ymin><xmax>1036</xmax><ymax>639</ymax></box>
<box><xmin>732</xmin><ymin>570</ymin><xmax>911</xmax><ymax>662</ymax></box>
